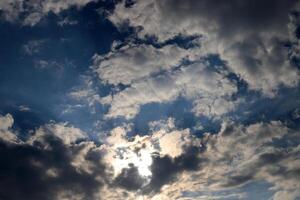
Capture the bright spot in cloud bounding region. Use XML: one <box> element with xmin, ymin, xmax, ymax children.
<box><xmin>107</xmin><ymin>144</ymin><xmax>153</xmax><ymax>187</ymax></box>
<box><xmin>134</xmin><ymin>149</ymin><xmax>153</xmax><ymax>177</ymax></box>
<box><xmin>103</xmin><ymin>127</ymin><xmax>154</xmax><ymax>183</ymax></box>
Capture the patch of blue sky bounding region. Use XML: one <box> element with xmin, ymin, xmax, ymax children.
<box><xmin>0</xmin><ymin>2</ymin><xmax>123</xmax><ymax>136</ymax></box>
<box><xmin>130</xmin><ymin>96</ymin><xmax>222</xmax><ymax>137</ymax></box>
<box><xmin>228</xmin><ymin>86</ymin><xmax>300</xmax><ymax>127</ymax></box>
<box><xmin>182</xmin><ymin>181</ymin><xmax>274</xmax><ymax>200</ymax></box>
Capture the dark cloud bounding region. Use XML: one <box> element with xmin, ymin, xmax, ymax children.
<box><xmin>110</xmin><ymin>145</ymin><xmax>204</xmax><ymax>195</ymax></box>
<box><xmin>160</xmin><ymin>0</ymin><xmax>298</xmax><ymax>37</ymax></box>
<box><xmin>0</xmin><ymin>135</ymin><xmax>104</xmax><ymax>200</ymax></box>
<box><xmin>144</xmin><ymin>146</ymin><xmax>204</xmax><ymax>194</ymax></box>
<box><xmin>114</xmin><ymin>164</ymin><xmax>146</xmax><ymax>191</ymax></box>
<box><xmin>110</xmin><ymin>0</ymin><xmax>300</xmax><ymax>95</ymax></box>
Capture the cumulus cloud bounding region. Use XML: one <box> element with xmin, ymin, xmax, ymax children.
<box><xmin>28</xmin><ymin>122</ymin><xmax>87</xmax><ymax>146</ymax></box>
<box><xmin>100</xmin><ymin>60</ymin><xmax>237</xmax><ymax>119</ymax></box>
<box><xmin>0</xmin><ymin>114</ymin><xmax>19</xmax><ymax>143</ymax></box>
<box><xmin>99</xmin><ymin>122</ymin><xmax>204</xmax><ymax>198</ymax></box>
<box><xmin>2</xmin><ymin>0</ymin><xmax>300</xmax><ymax>199</ymax></box>
<box><xmin>160</xmin><ymin>121</ymin><xmax>300</xmax><ymax>200</ymax></box>
<box><xmin>108</xmin><ymin>0</ymin><xmax>300</xmax><ymax>95</ymax></box>
<box><xmin>0</xmin><ymin>113</ymin><xmax>14</xmax><ymax>130</ymax></box>
<box><xmin>0</xmin><ymin>114</ymin><xmax>104</xmax><ymax>200</ymax></box>
<box><xmin>1</xmin><ymin>113</ymin><xmax>300</xmax><ymax>199</ymax></box>
<box><xmin>0</xmin><ymin>0</ymin><xmax>95</xmax><ymax>26</ymax></box>
<box><xmin>96</xmin><ymin>119</ymin><xmax>300</xmax><ymax>199</ymax></box>
<box><xmin>93</xmin><ymin>43</ymin><xmax>194</xmax><ymax>85</ymax></box>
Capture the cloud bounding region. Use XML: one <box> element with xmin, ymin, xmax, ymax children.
<box><xmin>0</xmin><ymin>116</ymin><xmax>105</xmax><ymax>200</ymax></box>
<box><xmin>108</xmin><ymin>0</ymin><xmax>300</xmax><ymax>95</ymax></box>
<box><xmin>0</xmin><ymin>0</ymin><xmax>95</xmax><ymax>26</ymax></box>
<box><xmin>93</xmin><ymin>43</ymin><xmax>194</xmax><ymax>85</ymax></box>
<box><xmin>67</xmin><ymin>75</ymin><xmax>102</xmax><ymax>115</ymax></box>
<box><xmin>18</xmin><ymin>105</ymin><xmax>31</xmax><ymax>112</ymax></box>
<box><xmin>2</xmin><ymin>0</ymin><xmax>300</xmax><ymax>199</ymax></box>
<box><xmin>99</xmin><ymin>124</ymin><xmax>204</xmax><ymax>198</ymax></box>
<box><xmin>170</xmin><ymin>121</ymin><xmax>300</xmax><ymax>200</ymax></box>
<box><xmin>100</xmin><ymin>60</ymin><xmax>237</xmax><ymax>119</ymax></box>
<box><xmin>0</xmin><ymin>113</ymin><xmax>14</xmax><ymax>130</ymax></box>
<box><xmin>0</xmin><ymin>138</ymin><xmax>105</xmax><ymax>200</ymax></box>
<box><xmin>57</xmin><ymin>16</ymin><xmax>78</xmax><ymax>26</ymax></box>
<box><xmin>1</xmin><ymin>113</ymin><xmax>300</xmax><ymax>199</ymax></box>
<box><xmin>23</xmin><ymin>39</ymin><xmax>47</xmax><ymax>55</ymax></box>
<box><xmin>28</xmin><ymin>122</ymin><xmax>87</xmax><ymax>146</ymax></box>
<box><xmin>0</xmin><ymin>114</ymin><xmax>19</xmax><ymax>143</ymax></box>
<box><xmin>101</xmin><ymin>119</ymin><xmax>300</xmax><ymax>200</ymax></box>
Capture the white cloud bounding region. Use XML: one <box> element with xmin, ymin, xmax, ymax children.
<box><xmin>99</xmin><ymin>123</ymin><xmax>202</xmax><ymax>199</ymax></box>
<box><xmin>0</xmin><ymin>0</ymin><xmax>95</xmax><ymax>26</ymax></box>
<box><xmin>29</xmin><ymin>122</ymin><xmax>87</xmax><ymax>146</ymax></box>
<box><xmin>0</xmin><ymin>113</ymin><xmax>19</xmax><ymax>143</ymax></box>
<box><xmin>174</xmin><ymin>121</ymin><xmax>299</xmax><ymax>200</ymax></box>
<box><xmin>108</xmin><ymin>0</ymin><xmax>300</xmax><ymax>95</ymax></box>
<box><xmin>68</xmin><ymin>75</ymin><xmax>101</xmax><ymax>114</ymax></box>
<box><xmin>18</xmin><ymin>105</ymin><xmax>31</xmax><ymax>112</ymax></box>
<box><xmin>1</xmin><ymin>113</ymin><xmax>299</xmax><ymax>199</ymax></box>
<box><xmin>101</xmin><ymin>61</ymin><xmax>237</xmax><ymax>119</ymax></box>
<box><xmin>98</xmin><ymin>119</ymin><xmax>300</xmax><ymax>200</ymax></box>
<box><xmin>93</xmin><ymin>44</ymin><xmax>193</xmax><ymax>85</ymax></box>
<box><xmin>0</xmin><ymin>113</ymin><xmax>14</xmax><ymax>130</ymax></box>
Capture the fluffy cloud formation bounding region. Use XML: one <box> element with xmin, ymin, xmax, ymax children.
<box><xmin>0</xmin><ymin>0</ymin><xmax>95</xmax><ymax>26</ymax></box>
<box><xmin>0</xmin><ymin>113</ymin><xmax>300</xmax><ymax>200</ymax></box>
<box><xmin>0</xmin><ymin>113</ymin><xmax>14</xmax><ymax>130</ymax></box>
<box><xmin>100</xmin><ymin>120</ymin><xmax>204</xmax><ymax>198</ymax></box>
<box><xmin>0</xmin><ymin>114</ymin><xmax>104</xmax><ymax>200</ymax></box>
<box><xmin>108</xmin><ymin>0</ymin><xmax>300</xmax><ymax>95</ymax></box>
<box><xmin>99</xmin><ymin>59</ymin><xmax>237</xmax><ymax>119</ymax></box>
<box><xmin>93</xmin><ymin>43</ymin><xmax>195</xmax><ymax>85</ymax></box>
<box><xmin>99</xmin><ymin>118</ymin><xmax>300</xmax><ymax>200</ymax></box>
<box><xmin>28</xmin><ymin>122</ymin><xmax>87</xmax><ymax>146</ymax></box>
<box><xmin>0</xmin><ymin>114</ymin><xmax>19</xmax><ymax>143</ymax></box>
<box><xmin>1</xmin><ymin>1</ymin><xmax>300</xmax><ymax>199</ymax></box>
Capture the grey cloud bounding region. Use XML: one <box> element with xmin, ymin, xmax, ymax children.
<box><xmin>116</xmin><ymin>121</ymin><xmax>300</xmax><ymax>200</ymax></box>
<box><xmin>0</xmin><ymin>135</ymin><xmax>104</xmax><ymax>200</ymax></box>
<box><xmin>1</xmin><ymin>114</ymin><xmax>300</xmax><ymax>199</ymax></box>
<box><xmin>158</xmin><ymin>0</ymin><xmax>298</xmax><ymax>38</ymax></box>
<box><xmin>199</xmin><ymin>121</ymin><xmax>300</xmax><ymax>198</ymax></box>
<box><xmin>111</xmin><ymin>145</ymin><xmax>205</xmax><ymax>195</ymax></box>
<box><xmin>114</xmin><ymin>164</ymin><xmax>147</xmax><ymax>191</ymax></box>
<box><xmin>144</xmin><ymin>146</ymin><xmax>204</xmax><ymax>194</ymax></box>
<box><xmin>23</xmin><ymin>39</ymin><xmax>47</xmax><ymax>56</ymax></box>
<box><xmin>100</xmin><ymin>61</ymin><xmax>237</xmax><ymax>119</ymax></box>
<box><xmin>109</xmin><ymin>0</ymin><xmax>300</xmax><ymax>95</ymax></box>
<box><xmin>0</xmin><ymin>114</ymin><xmax>105</xmax><ymax>200</ymax></box>
<box><xmin>0</xmin><ymin>0</ymin><xmax>95</xmax><ymax>26</ymax></box>
<box><xmin>111</xmin><ymin>0</ymin><xmax>298</xmax><ymax>42</ymax></box>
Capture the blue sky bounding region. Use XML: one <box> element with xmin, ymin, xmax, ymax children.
<box><xmin>0</xmin><ymin>0</ymin><xmax>300</xmax><ymax>199</ymax></box>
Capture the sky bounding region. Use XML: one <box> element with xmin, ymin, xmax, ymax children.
<box><xmin>0</xmin><ymin>0</ymin><xmax>300</xmax><ymax>199</ymax></box>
